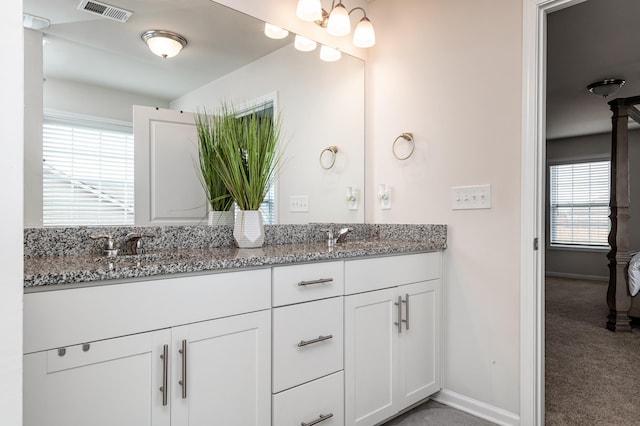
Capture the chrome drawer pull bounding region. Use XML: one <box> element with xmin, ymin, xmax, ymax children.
<box><xmin>402</xmin><ymin>293</ymin><xmax>410</xmax><ymax>331</ymax></box>
<box><xmin>178</xmin><ymin>339</ymin><xmax>187</xmax><ymax>399</ymax></box>
<box><xmin>301</xmin><ymin>413</ymin><xmax>334</xmax><ymax>426</ymax></box>
<box><xmin>160</xmin><ymin>344</ymin><xmax>168</xmax><ymax>406</ymax></box>
<box><xmin>394</xmin><ymin>296</ymin><xmax>402</xmax><ymax>334</ymax></box>
<box><xmin>298</xmin><ymin>334</ymin><xmax>333</xmax><ymax>347</ymax></box>
<box><xmin>298</xmin><ymin>278</ymin><xmax>333</xmax><ymax>286</ymax></box>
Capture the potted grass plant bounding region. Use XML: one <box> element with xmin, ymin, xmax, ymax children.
<box><xmin>195</xmin><ymin>109</ymin><xmax>234</xmax><ymax>226</ymax></box>
<box><xmin>210</xmin><ymin>102</ymin><xmax>284</xmax><ymax>247</ymax></box>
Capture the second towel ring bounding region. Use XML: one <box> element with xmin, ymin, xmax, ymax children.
<box><xmin>320</xmin><ymin>146</ymin><xmax>338</xmax><ymax>170</ymax></box>
<box><xmin>392</xmin><ymin>132</ymin><xmax>415</xmax><ymax>160</ymax></box>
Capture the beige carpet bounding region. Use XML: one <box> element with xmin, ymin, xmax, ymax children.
<box><xmin>545</xmin><ymin>276</ymin><xmax>640</xmax><ymax>425</ymax></box>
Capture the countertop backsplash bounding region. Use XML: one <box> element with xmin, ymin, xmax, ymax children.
<box><xmin>24</xmin><ymin>223</ymin><xmax>447</xmax><ymax>258</ymax></box>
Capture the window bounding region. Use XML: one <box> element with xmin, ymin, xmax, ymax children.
<box><xmin>549</xmin><ymin>160</ymin><xmax>610</xmax><ymax>247</ymax></box>
<box><xmin>43</xmin><ymin>113</ymin><xmax>134</xmax><ymax>226</ymax></box>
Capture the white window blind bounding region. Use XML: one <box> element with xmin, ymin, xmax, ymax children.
<box><xmin>43</xmin><ymin>114</ymin><xmax>134</xmax><ymax>226</ymax></box>
<box><xmin>549</xmin><ymin>160</ymin><xmax>610</xmax><ymax>247</ymax></box>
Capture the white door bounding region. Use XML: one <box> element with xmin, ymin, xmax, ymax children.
<box><xmin>397</xmin><ymin>280</ymin><xmax>441</xmax><ymax>410</ymax></box>
<box><xmin>23</xmin><ymin>330</ymin><xmax>171</xmax><ymax>426</ymax></box>
<box><xmin>171</xmin><ymin>310</ymin><xmax>271</xmax><ymax>426</ymax></box>
<box><xmin>133</xmin><ymin>106</ymin><xmax>207</xmax><ymax>225</ymax></box>
<box><xmin>344</xmin><ymin>287</ymin><xmax>399</xmax><ymax>426</ymax></box>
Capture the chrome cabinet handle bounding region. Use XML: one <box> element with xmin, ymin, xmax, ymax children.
<box><xmin>394</xmin><ymin>296</ymin><xmax>402</xmax><ymax>334</ymax></box>
<box><xmin>298</xmin><ymin>335</ymin><xmax>333</xmax><ymax>347</ymax></box>
<box><xmin>298</xmin><ymin>278</ymin><xmax>333</xmax><ymax>286</ymax></box>
<box><xmin>301</xmin><ymin>413</ymin><xmax>334</xmax><ymax>426</ymax></box>
<box><xmin>402</xmin><ymin>293</ymin><xmax>410</xmax><ymax>331</ymax></box>
<box><xmin>178</xmin><ymin>339</ymin><xmax>187</xmax><ymax>399</ymax></box>
<box><xmin>160</xmin><ymin>344</ymin><xmax>168</xmax><ymax>406</ymax></box>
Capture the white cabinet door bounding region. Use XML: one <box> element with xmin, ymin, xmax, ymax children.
<box><xmin>171</xmin><ymin>310</ymin><xmax>271</xmax><ymax>426</ymax></box>
<box><xmin>23</xmin><ymin>330</ymin><xmax>171</xmax><ymax>426</ymax></box>
<box><xmin>397</xmin><ymin>280</ymin><xmax>441</xmax><ymax>410</ymax></box>
<box><xmin>344</xmin><ymin>280</ymin><xmax>442</xmax><ymax>426</ymax></box>
<box><xmin>344</xmin><ymin>287</ymin><xmax>398</xmax><ymax>426</ymax></box>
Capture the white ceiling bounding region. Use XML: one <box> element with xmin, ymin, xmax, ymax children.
<box><xmin>23</xmin><ymin>0</ymin><xmax>291</xmax><ymax>101</ymax></box>
<box><xmin>546</xmin><ymin>0</ymin><xmax>640</xmax><ymax>140</ymax></box>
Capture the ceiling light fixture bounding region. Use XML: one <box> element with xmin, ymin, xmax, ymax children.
<box><xmin>587</xmin><ymin>79</ymin><xmax>626</xmax><ymax>98</ymax></box>
<box><xmin>141</xmin><ymin>30</ymin><xmax>187</xmax><ymax>59</ymax></box>
<box><xmin>264</xmin><ymin>23</ymin><xmax>289</xmax><ymax>40</ymax></box>
<box><xmin>295</xmin><ymin>0</ymin><xmax>375</xmax><ymax>48</ymax></box>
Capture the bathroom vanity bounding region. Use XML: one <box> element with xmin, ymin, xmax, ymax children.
<box><xmin>23</xmin><ymin>224</ymin><xmax>445</xmax><ymax>426</ymax></box>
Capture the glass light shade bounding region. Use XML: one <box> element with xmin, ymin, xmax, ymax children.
<box><xmin>320</xmin><ymin>45</ymin><xmax>341</xmax><ymax>62</ymax></box>
<box><xmin>296</xmin><ymin>0</ymin><xmax>322</xmax><ymax>21</ymax></box>
<box><xmin>353</xmin><ymin>17</ymin><xmax>375</xmax><ymax>48</ymax></box>
<box><xmin>142</xmin><ymin>30</ymin><xmax>187</xmax><ymax>59</ymax></box>
<box><xmin>264</xmin><ymin>23</ymin><xmax>289</xmax><ymax>39</ymax></box>
<box><xmin>294</xmin><ymin>35</ymin><xmax>317</xmax><ymax>52</ymax></box>
<box><xmin>326</xmin><ymin>3</ymin><xmax>351</xmax><ymax>36</ymax></box>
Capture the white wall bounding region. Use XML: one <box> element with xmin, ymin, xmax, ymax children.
<box><xmin>1</xmin><ymin>0</ymin><xmax>23</xmax><ymax>424</ymax></box>
<box><xmin>24</xmin><ymin>29</ymin><xmax>44</xmax><ymax>227</ymax></box>
<box><xmin>172</xmin><ymin>44</ymin><xmax>365</xmax><ymax>224</ymax></box>
<box><xmin>43</xmin><ymin>78</ymin><xmax>169</xmax><ymax>123</ymax></box>
<box><xmin>368</xmin><ymin>0</ymin><xmax>523</xmax><ymax>418</ymax></box>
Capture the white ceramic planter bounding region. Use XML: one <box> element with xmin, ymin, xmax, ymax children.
<box><xmin>233</xmin><ymin>210</ymin><xmax>265</xmax><ymax>248</ymax></box>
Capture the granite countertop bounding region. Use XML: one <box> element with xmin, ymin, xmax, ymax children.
<box><xmin>24</xmin><ymin>239</ymin><xmax>444</xmax><ymax>289</ymax></box>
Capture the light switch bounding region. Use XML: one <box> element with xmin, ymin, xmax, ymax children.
<box><xmin>451</xmin><ymin>184</ymin><xmax>491</xmax><ymax>210</ymax></box>
<box><xmin>290</xmin><ymin>195</ymin><xmax>309</xmax><ymax>212</ymax></box>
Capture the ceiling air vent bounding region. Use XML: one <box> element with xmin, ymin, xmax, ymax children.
<box><xmin>77</xmin><ymin>0</ymin><xmax>133</xmax><ymax>23</ymax></box>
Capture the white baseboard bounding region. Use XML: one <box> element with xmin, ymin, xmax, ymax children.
<box><xmin>432</xmin><ymin>389</ymin><xmax>520</xmax><ymax>426</ymax></box>
<box><xmin>545</xmin><ymin>271</ymin><xmax>608</xmax><ymax>282</ymax></box>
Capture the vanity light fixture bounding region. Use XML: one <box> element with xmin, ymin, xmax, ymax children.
<box><xmin>264</xmin><ymin>23</ymin><xmax>289</xmax><ymax>39</ymax></box>
<box><xmin>294</xmin><ymin>35</ymin><xmax>318</xmax><ymax>52</ymax></box>
<box><xmin>319</xmin><ymin>45</ymin><xmax>341</xmax><ymax>62</ymax></box>
<box><xmin>141</xmin><ymin>30</ymin><xmax>187</xmax><ymax>59</ymax></box>
<box><xmin>587</xmin><ymin>79</ymin><xmax>626</xmax><ymax>98</ymax></box>
<box><xmin>295</xmin><ymin>0</ymin><xmax>376</xmax><ymax>48</ymax></box>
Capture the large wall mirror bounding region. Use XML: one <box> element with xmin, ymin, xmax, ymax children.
<box><xmin>23</xmin><ymin>0</ymin><xmax>365</xmax><ymax>227</ymax></box>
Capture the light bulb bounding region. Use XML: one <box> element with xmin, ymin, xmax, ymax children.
<box><xmin>294</xmin><ymin>35</ymin><xmax>317</xmax><ymax>52</ymax></box>
<box><xmin>353</xmin><ymin>17</ymin><xmax>375</xmax><ymax>48</ymax></box>
<box><xmin>264</xmin><ymin>23</ymin><xmax>289</xmax><ymax>39</ymax></box>
<box><xmin>296</xmin><ymin>0</ymin><xmax>322</xmax><ymax>21</ymax></box>
<box><xmin>326</xmin><ymin>3</ymin><xmax>351</xmax><ymax>36</ymax></box>
<box><xmin>320</xmin><ymin>45</ymin><xmax>341</xmax><ymax>62</ymax></box>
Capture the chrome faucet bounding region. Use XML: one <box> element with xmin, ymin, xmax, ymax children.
<box><xmin>324</xmin><ymin>227</ymin><xmax>353</xmax><ymax>247</ymax></box>
<box><xmin>336</xmin><ymin>227</ymin><xmax>353</xmax><ymax>243</ymax></box>
<box><xmin>90</xmin><ymin>234</ymin><xmax>118</xmax><ymax>257</ymax></box>
<box><xmin>121</xmin><ymin>232</ymin><xmax>156</xmax><ymax>255</ymax></box>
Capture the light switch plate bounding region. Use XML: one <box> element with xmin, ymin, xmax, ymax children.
<box><xmin>451</xmin><ymin>184</ymin><xmax>491</xmax><ymax>210</ymax></box>
<box><xmin>290</xmin><ymin>195</ymin><xmax>309</xmax><ymax>212</ymax></box>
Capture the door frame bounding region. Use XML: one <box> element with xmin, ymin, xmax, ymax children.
<box><xmin>520</xmin><ymin>0</ymin><xmax>588</xmax><ymax>425</ymax></box>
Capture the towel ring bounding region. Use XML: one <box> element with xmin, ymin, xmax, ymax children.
<box><xmin>320</xmin><ymin>146</ymin><xmax>338</xmax><ymax>170</ymax></box>
<box><xmin>392</xmin><ymin>132</ymin><xmax>415</xmax><ymax>160</ymax></box>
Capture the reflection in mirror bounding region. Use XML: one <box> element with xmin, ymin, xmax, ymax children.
<box><xmin>23</xmin><ymin>0</ymin><xmax>364</xmax><ymax>227</ymax></box>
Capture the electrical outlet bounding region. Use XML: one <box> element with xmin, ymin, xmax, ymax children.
<box><xmin>451</xmin><ymin>184</ymin><xmax>491</xmax><ymax>210</ymax></box>
<box><xmin>290</xmin><ymin>195</ymin><xmax>309</xmax><ymax>212</ymax></box>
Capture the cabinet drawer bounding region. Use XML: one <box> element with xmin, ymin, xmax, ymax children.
<box><xmin>272</xmin><ymin>297</ymin><xmax>343</xmax><ymax>393</ymax></box>
<box><xmin>272</xmin><ymin>261</ymin><xmax>344</xmax><ymax>306</ymax></box>
<box><xmin>273</xmin><ymin>371</ymin><xmax>344</xmax><ymax>426</ymax></box>
<box><xmin>345</xmin><ymin>252</ymin><xmax>441</xmax><ymax>295</ymax></box>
